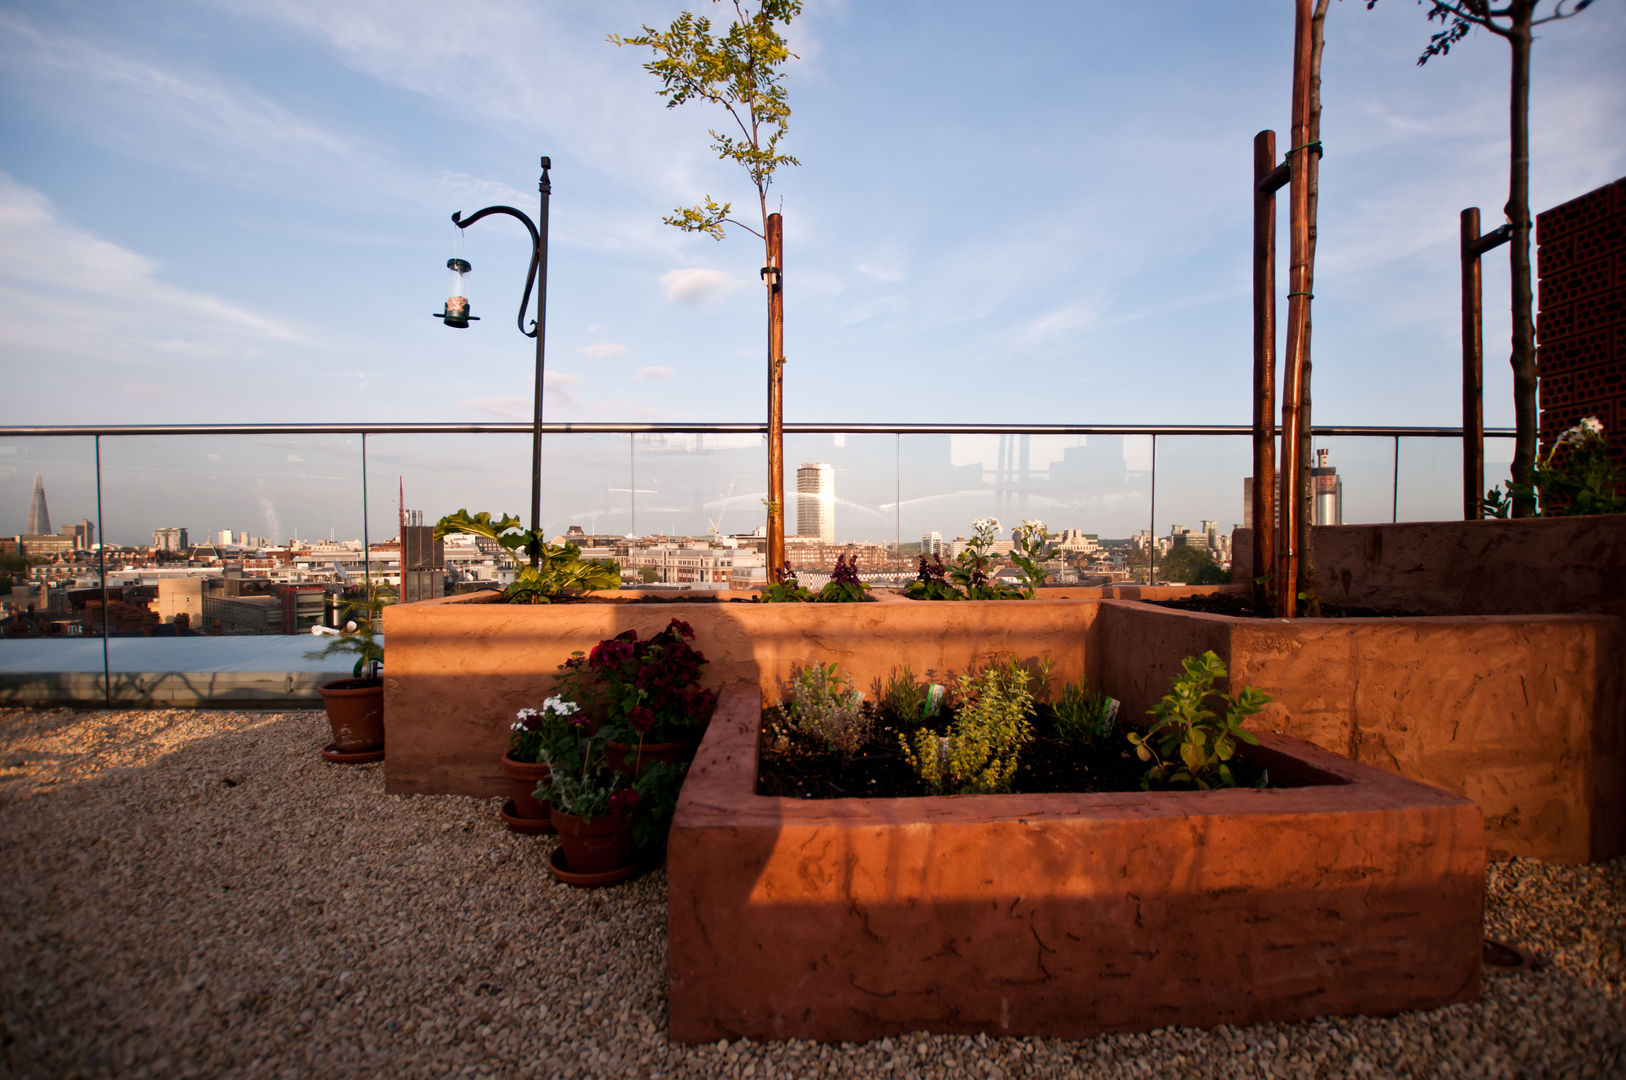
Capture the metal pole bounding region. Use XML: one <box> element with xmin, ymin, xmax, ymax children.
<box><xmin>362</xmin><ymin>433</ymin><xmax>371</xmax><ymax>594</ymax></box>
<box><xmin>895</xmin><ymin>433</ymin><xmax>901</xmax><ymax>557</ymax></box>
<box><xmin>629</xmin><ymin>434</ymin><xmax>636</xmax><ymax>537</ymax></box>
<box><xmin>95</xmin><ymin>434</ymin><xmax>110</xmax><ymax>706</ymax></box>
<box><xmin>1392</xmin><ymin>435</ymin><xmax>1400</xmax><ymax>523</ymax></box>
<box><xmin>1148</xmin><ymin>434</ymin><xmax>1157</xmax><ymax>585</ymax></box>
<box><xmin>530</xmin><ymin>157</ymin><xmax>552</xmax><ymax>556</ymax></box>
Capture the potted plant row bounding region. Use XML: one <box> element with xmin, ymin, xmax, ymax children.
<box><xmin>500</xmin><ymin>618</ymin><xmax>717</xmax><ymax>887</ymax></box>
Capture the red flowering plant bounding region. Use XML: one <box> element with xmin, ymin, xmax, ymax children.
<box><xmin>555</xmin><ymin>618</ymin><xmax>718</xmax><ymax>753</ymax></box>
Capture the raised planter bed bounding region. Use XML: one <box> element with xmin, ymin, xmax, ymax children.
<box><xmin>667</xmin><ymin>684</ymin><xmax>1485</xmax><ymax>1043</ymax></box>
<box><xmin>381</xmin><ymin>591</ymin><xmax>1106</xmax><ymax>797</ymax></box>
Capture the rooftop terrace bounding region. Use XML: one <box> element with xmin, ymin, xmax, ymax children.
<box><xmin>3</xmin><ymin>705</ymin><xmax>1621</xmax><ymax>1078</ymax></box>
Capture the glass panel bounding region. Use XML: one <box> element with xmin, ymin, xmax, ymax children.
<box><xmin>1394</xmin><ymin>437</ymin><xmax>1466</xmax><ymax>523</ymax></box>
<box><xmin>1309</xmin><ymin>436</ymin><xmax>1399</xmax><ymax>525</ymax></box>
<box><xmin>0</xmin><ymin>436</ymin><xmax>102</xmax><ymax>702</ymax></box>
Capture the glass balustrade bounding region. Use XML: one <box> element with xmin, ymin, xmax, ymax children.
<box><xmin>0</xmin><ymin>423</ymin><xmax>1519</xmax><ymax>704</ymax></box>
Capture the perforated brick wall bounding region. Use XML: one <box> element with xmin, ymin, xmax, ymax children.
<box><xmin>1537</xmin><ymin>176</ymin><xmax>1626</xmax><ymax>473</ymax></box>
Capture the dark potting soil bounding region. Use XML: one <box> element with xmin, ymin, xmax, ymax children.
<box><xmin>755</xmin><ymin>707</ymin><xmax>1268</xmax><ymax>799</ymax></box>
<box><xmin>1144</xmin><ymin>594</ymin><xmax>1432</xmax><ymax>619</ymax></box>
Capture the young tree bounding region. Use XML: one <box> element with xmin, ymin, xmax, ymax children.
<box><xmin>611</xmin><ymin>1</ymin><xmax>801</xmax><ymax>568</ymax></box>
<box><xmin>1360</xmin><ymin>0</ymin><xmax>1594</xmax><ymax>517</ymax></box>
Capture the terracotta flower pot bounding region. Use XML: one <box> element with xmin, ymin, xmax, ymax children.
<box><xmin>550</xmin><ymin>807</ymin><xmax>635</xmax><ymax>876</ymax></box>
<box><xmin>604</xmin><ymin>738</ymin><xmax>695</xmax><ymax>777</ymax></box>
<box><xmin>501</xmin><ymin>753</ymin><xmax>553</xmax><ymax>821</ymax></box>
<box><xmin>317</xmin><ymin>677</ymin><xmax>385</xmax><ymax>755</ymax></box>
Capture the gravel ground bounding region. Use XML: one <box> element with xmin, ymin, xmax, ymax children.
<box><xmin>2</xmin><ymin>707</ymin><xmax>1622</xmax><ymax>1080</ymax></box>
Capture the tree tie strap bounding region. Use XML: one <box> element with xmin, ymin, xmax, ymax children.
<box><xmin>1283</xmin><ymin>140</ymin><xmax>1324</xmax><ymax>162</ymax></box>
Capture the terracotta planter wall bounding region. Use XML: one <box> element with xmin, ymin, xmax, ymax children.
<box><xmin>667</xmin><ymin>686</ymin><xmax>1484</xmax><ymax>1043</ymax></box>
<box><xmin>1231</xmin><ymin>516</ymin><xmax>1626</xmax><ymax>619</ymax></box>
<box><xmin>1095</xmin><ymin>600</ymin><xmax>1626</xmax><ymax>863</ymax></box>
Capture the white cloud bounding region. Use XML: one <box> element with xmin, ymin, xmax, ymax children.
<box><xmin>576</xmin><ymin>342</ymin><xmax>628</xmax><ymax>359</ymax></box>
<box><xmin>856</xmin><ymin>249</ymin><xmax>906</xmax><ymax>283</ymax></box>
<box><xmin>1011</xmin><ymin>303</ymin><xmax>1099</xmax><ymax>354</ymax></box>
<box><xmin>0</xmin><ymin>176</ymin><xmax>314</xmax><ymax>378</ymax></box>
<box><xmin>661</xmin><ymin>267</ymin><xmax>744</xmax><ymax>307</ymax></box>
<box><xmin>635</xmin><ymin>366</ymin><xmax>673</xmax><ymax>381</ymax></box>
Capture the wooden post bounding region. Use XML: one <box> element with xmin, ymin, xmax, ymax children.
<box><xmin>1461</xmin><ymin>207</ymin><xmax>1486</xmax><ymax>520</ymax></box>
<box><xmin>1253</xmin><ymin>130</ymin><xmax>1286</xmax><ymax>612</ymax></box>
<box><xmin>1277</xmin><ymin>0</ymin><xmax>1315</xmax><ymax>619</ymax></box>
<box><xmin>1461</xmin><ymin>208</ymin><xmax>1512</xmax><ymax>519</ymax></box>
<box><xmin>766</xmin><ymin>213</ymin><xmax>785</xmax><ymax>575</ymax></box>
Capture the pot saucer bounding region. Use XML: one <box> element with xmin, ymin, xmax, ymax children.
<box><xmin>321</xmin><ymin>742</ymin><xmax>385</xmax><ymax>764</ymax></box>
<box><xmin>547</xmin><ymin>845</ymin><xmax>644</xmax><ymax>888</ymax></box>
<box><xmin>500</xmin><ymin>798</ymin><xmax>556</xmax><ymax>836</ymax></box>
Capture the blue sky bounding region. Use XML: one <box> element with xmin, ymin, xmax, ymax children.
<box><xmin>1</xmin><ymin>0</ymin><xmax>1623</xmax><ymax>545</ymax></box>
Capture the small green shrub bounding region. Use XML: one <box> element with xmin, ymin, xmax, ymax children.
<box><xmin>1127</xmin><ymin>651</ymin><xmax>1270</xmax><ymax>790</ymax></box>
<box><xmin>783</xmin><ymin>662</ymin><xmax>871</xmax><ymax>759</ymax></box>
<box><xmin>877</xmin><ymin>664</ymin><xmax>927</xmax><ymax>722</ymax></box>
<box><xmin>1051</xmin><ymin>682</ymin><xmax>1119</xmax><ymax>743</ymax></box>
<box><xmin>901</xmin><ymin>656</ymin><xmax>1036</xmax><ymax>795</ymax></box>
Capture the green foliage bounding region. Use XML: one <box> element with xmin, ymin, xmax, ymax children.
<box><xmin>610</xmin><ymin>1</ymin><xmax>802</xmax><ymax>242</ymax></box>
<box><xmin>758</xmin><ymin>565</ymin><xmax>815</xmax><ymax>603</ymax></box>
<box><xmin>1051</xmin><ymin>682</ymin><xmax>1119</xmax><ymax>744</ymax></box>
<box><xmin>1008</xmin><ymin>518</ymin><xmax>1057</xmax><ymax>598</ymax></box>
<box><xmin>877</xmin><ymin>665</ymin><xmax>927</xmax><ymax>723</ymax></box>
<box><xmin>782</xmin><ymin>661</ymin><xmax>870</xmax><ymax>759</ymax></box>
<box><xmin>949</xmin><ymin>518</ymin><xmax>1021</xmax><ymax>600</ymax></box>
<box><xmin>1157</xmin><ymin>545</ymin><xmax>1230</xmax><ymax>586</ymax></box>
<box><xmin>434</xmin><ymin>509</ymin><xmax>619</xmax><ymax>603</ymax></box>
<box><xmin>816</xmin><ymin>552</ymin><xmax>871</xmax><ymax>602</ymax></box>
<box><xmin>1127</xmin><ymin>651</ymin><xmax>1269</xmax><ymax>790</ymax></box>
<box><xmin>901</xmin><ymin>656</ymin><xmax>1036</xmax><ymax>795</ymax></box>
<box><xmin>631</xmin><ymin>760</ymin><xmax>689</xmax><ymax>854</ymax></box>
<box><xmin>304</xmin><ymin>587</ymin><xmax>390</xmax><ymax>678</ymax></box>
<box><xmin>1482</xmin><ymin>418</ymin><xmax>1625</xmax><ymax>518</ymax></box>
<box><xmin>636</xmin><ymin>565</ymin><xmax>660</xmax><ymax>584</ymax></box>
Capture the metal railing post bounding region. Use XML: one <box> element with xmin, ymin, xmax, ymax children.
<box><xmin>95</xmin><ymin>434</ymin><xmax>110</xmax><ymax>707</ymax></box>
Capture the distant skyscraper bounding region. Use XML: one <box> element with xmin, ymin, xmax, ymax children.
<box><xmin>922</xmin><ymin>531</ymin><xmax>944</xmax><ymax>557</ymax></box>
<box><xmin>153</xmin><ymin>527</ymin><xmax>189</xmax><ymax>551</ymax></box>
<box><xmin>796</xmin><ymin>462</ymin><xmax>835</xmax><ymax>544</ymax></box>
<box><xmin>1312</xmin><ymin>449</ymin><xmax>1344</xmax><ymax>525</ymax></box>
<box><xmin>26</xmin><ymin>473</ymin><xmax>50</xmax><ymax>536</ymax></box>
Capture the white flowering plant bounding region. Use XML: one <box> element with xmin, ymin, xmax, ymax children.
<box><xmin>1484</xmin><ymin>417</ymin><xmax>1625</xmax><ymax>518</ymax></box>
<box><xmin>508</xmin><ymin>695</ymin><xmax>582</xmax><ymax>764</ymax></box>
<box><xmin>1009</xmin><ymin>518</ymin><xmax>1056</xmax><ymax>599</ymax></box>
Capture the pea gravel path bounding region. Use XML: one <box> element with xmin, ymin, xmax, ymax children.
<box><xmin>2</xmin><ymin>707</ymin><xmax>1621</xmax><ymax>1080</ymax></box>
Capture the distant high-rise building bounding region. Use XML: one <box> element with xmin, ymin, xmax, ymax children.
<box><xmin>1312</xmin><ymin>449</ymin><xmax>1343</xmax><ymax>526</ymax></box>
<box><xmin>60</xmin><ymin>519</ymin><xmax>94</xmax><ymax>550</ymax></box>
<box><xmin>153</xmin><ymin>527</ymin><xmax>189</xmax><ymax>551</ymax></box>
<box><xmin>400</xmin><ymin>508</ymin><xmax>445</xmax><ymax>604</ymax></box>
<box><xmin>796</xmin><ymin>462</ymin><xmax>835</xmax><ymax>545</ymax></box>
<box><xmin>921</xmin><ymin>531</ymin><xmax>944</xmax><ymax>557</ymax></box>
<box><xmin>25</xmin><ymin>473</ymin><xmax>50</xmax><ymax>536</ymax></box>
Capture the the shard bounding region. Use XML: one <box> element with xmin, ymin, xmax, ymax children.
<box><xmin>26</xmin><ymin>473</ymin><xmax>51</xmax><ymax>536</ymax></box>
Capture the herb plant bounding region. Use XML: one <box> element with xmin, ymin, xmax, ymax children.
<box><xmin>783</xmin><ymin>662</ymin><xmax>871</xmax><ymax>760</ymax></box>
<box><xmin>903</xmin><ymin>553</ymin><xmax>962</xmax><ymax>601</ymax></box>
<box><xmin>877</xmin><ymin>664</ymin><xmax>927</xmax><ymax>723</ymax></box>
<box><xmin>1050</xmin><ymin>682</ymin><xmax>1119</xmax><ymax>744</ymax></box>
<box><xmin>901</xmin><ymin>656</ymin><xmax>1036</xmax><ymax>795</ymax></box>
<box><xmin>1127</xmin><ymin>651</ymin><xmax>1269</xmax><ymax>790</ymax></box>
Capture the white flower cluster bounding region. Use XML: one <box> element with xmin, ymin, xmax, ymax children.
<box><xmin>1557</xmin><ymin>416</ymin><xmax>1606</xmax><ymax>447</ymax></box>
<box><xmin>971</xmin><ymin>517</ymin><xmax>1001</xmax><ymax>535</ymax></box>
<box><xmin>511</xmin><ymin>696</ymin><xmax>580</xmax><ymax>731</ymax></box>
<box><xmin>1019</xmin><ymin>518</ymin><xmax>1047</xmax><ymax>537</ymax></box>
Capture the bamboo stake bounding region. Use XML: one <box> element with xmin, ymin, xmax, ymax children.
<box><xmin>1277</xmin><ymin>0</ymin><xmax>1315</xmax><ymax>618</ymax></box>
<box><xmin>1252</xmin><ymin>130</ymin><xmax>1281</xmax><ymax>613</ymax></box>
<box><xmin>766</xmin><ymin>213</ymin><xmax>786</xmax><ymax>575</ymax></box>
<box><xmin>1296</xmin><ymin>0</ymin><xmax>1329</xmax><ymax>617</ymax></box>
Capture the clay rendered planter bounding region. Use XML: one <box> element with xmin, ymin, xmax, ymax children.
<box><xmin>317</xmin><ymin>677</ymin><xmax>385</xmax><ymax>761</ymax></box>
<box><xmin>667</xmin><ymin>684</ymin><xmax>1485</xmax><ymax>1044</ymax></box>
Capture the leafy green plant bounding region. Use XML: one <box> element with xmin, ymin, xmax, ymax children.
<box><xmin>782</xmin><ymin>661</ymin><xmax>870</xmax><ymax>759</ymax></box>
<box><xmin>902</xmin><ymin>552</ymin><xmax>963</xmax><ymax>601</ymax></box>
<box><xmin>877</xmin><ymin>664</ymin><xmax>927</xmax><ymax>722</ymax></box>
<box><xmin>1009</xmin><ymin>518</ymin><xmax>1057</xmax><ymax>598</ymax></box>
<box><xmin>631</xmin><ymin>760</ymin><xmax>689</xmax><ymax>854</ymax></box>
<box><xmin>759</xmin><ymin>564</ymin><xmax>815</xmax><ymax>603</ymax></box>
<box><xmin>508</xmin><ymin>694</ymin><xmax>580</xmax><ymax>763</ymax></box>
<box><xmin>901</xmin><ymin>656</ymin><xmax>1036</xmax><ymax>795</ymax></box>
<box><xmin>1127</xmin><ymin>651</ymin><xmax>1269</xmax><ymax>790</ymax></box>
<box><xmin>1483</xmin><ymin>417</ymin><xmax>1625</xmax><ymax>518</ymax></box>
<box><xmin>434</xmin><ymin>509</ymin><xmax>619</xmax><ymax>603</ymax></box>
<box><xmin>305</xmin><ymin>587</ymin><xmax>389</xmax><ymax>679</ymax></box>
<box><xmin>1051</xmin><ymin>682</ymin><xmax>1119</xmax><ymax>744</ymax></box>
<box><xmin>948</xmin><ymin>518</ymin><xmax>1021</xmax><ymax>600</ymax></box>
